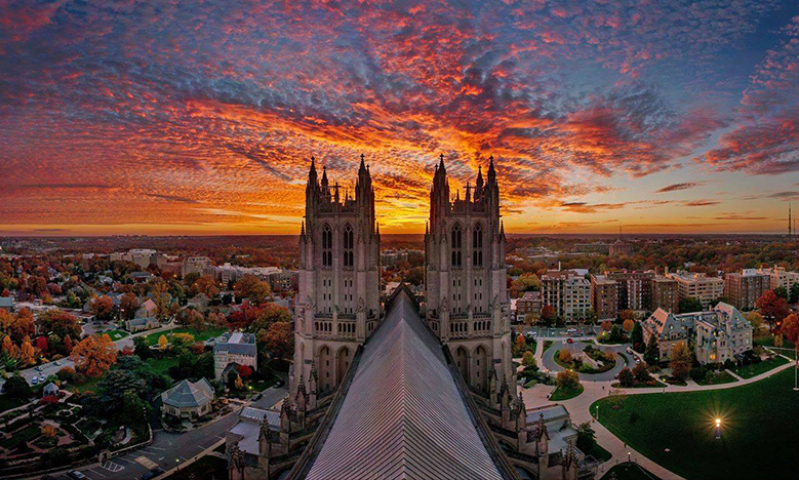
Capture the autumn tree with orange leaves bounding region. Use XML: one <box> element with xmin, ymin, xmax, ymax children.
<box><xmin>70</xmin><ymin>334</ymin><xmax>118</xmax><ymax>378</ymax></box>
<box><xmin>780</xmin><ymin>313</ymin><xmax>799</xmax><ymax>390</ymax></box>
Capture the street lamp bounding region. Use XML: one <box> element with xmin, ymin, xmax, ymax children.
<box><xmin>714</xmin><ymin>418</ymin><xmax>721</xmax><ymax>440</ymax></box>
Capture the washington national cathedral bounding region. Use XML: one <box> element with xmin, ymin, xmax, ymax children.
<box><xmin>226</xmin><ymin>155</ymin><xmax>596</xmax><ymax>480</ymax></box>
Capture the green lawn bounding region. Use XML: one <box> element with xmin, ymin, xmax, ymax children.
<box><xmin>611</xmin><ymin>380</ymin><xmax>666</xmax><ymax>389</ymax></box>
<box><xmin>550</xmin><ymin>383</ymin><xmax>584</xmax><ymax>401</ymax></box>
<box><xmin>590</xmin><ymin>442</ymin><xmax>613</xmax><ymax>463</ymax></box>
<box><xmin>600</xmin><ymin>462</ymin><xmax>661</xmax><ymax>480</ymax></box>
<box><xmin>65</xmin><ymin>376</ymin><xmax>102</xmax><ymax>393</ymax></box>
<box><xmin>144</xmin><ymin>326</ymin><xmax>227</xmax><ymax>346</ymax></box>
<box><xmin>145</xmin><ymin>357</ymin><xmax>180</xmax><ymax>375</ymax></box>
<box><xmin>731</xmin><ymin>355</ymin><xmax>789</xmax><ymax>379</ymax></box>
<box><xmin>592</xmin><ymin>369</ymin><xmax>799</xmax><ymax>480</ymax></box>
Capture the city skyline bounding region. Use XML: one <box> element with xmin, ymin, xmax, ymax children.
<box><xmin>3</xmin><ymin>0</ymin><xmax>799</xmax><ymax>236</ymax></box>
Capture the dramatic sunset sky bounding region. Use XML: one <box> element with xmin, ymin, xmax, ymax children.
<box><xmin>2</xmin><ymin>0</ymin><xmax>799</xmax><ymax>235</ymax></box>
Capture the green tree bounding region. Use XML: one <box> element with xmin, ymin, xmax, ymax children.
<box><xmin>790</xmin><ymin>283</ymin><xmax>799</xmax><ymax>304</ymax></box>
<box><xmin>3</xmin><ymin>374</ymin><xmax>32</xmax><ymax>400</ymax></box>
<box><xmin>121</xmin><ymin>390</ymin><xmax>151</xmax><ymax>433</ymax></box>
<box><xmin>644</xmin><ymin>335</ymin><xmax>659</xmax><ymax>365</ymax></box>
<box><xmin>133</xmin><ymin>336</ymin><xmax>152</xmax><ymax>359</ymax></box>
<box><xmin>618</xmin><ymin>367</ymin><xmax>634</xmax><ymax>387</ymax></box>
<box><xmin>774</xmin><ymin>286</ymin><xmax>789</xmax><ymax>300</ymax></box>
<box><xmin>630</xmin><ymin>321</ymin><xmax>644</xmax><ymax>350</ymax></box>
<box><xmin>678</xmin><ymin>297</ymin><xmax>703</xmax><ymax>313</ymax></box>
<box><xmin>576</xmin><ymin>422</ymin><xmax>597</xmax><ymax>455</ymax></box>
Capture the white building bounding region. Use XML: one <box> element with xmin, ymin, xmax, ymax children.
<box><xmin>667</xmin><ymin>271</ymin><xmax>724</xmax><ymax>308</ymax></box>
<box><xmin>541</xmin><ymin>269</ymin><xmax>591</xmax><ymax>322</ymax></box>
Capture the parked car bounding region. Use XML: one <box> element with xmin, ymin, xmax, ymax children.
<box><xmin>31</xmin><ymin>378</ymin><xmax>39</xmax><ymax>385</ymax></box>
<box><xmin>634</xmin><ymin>357</ymin><xmax>641</xmax><ymax>364</ymax></box>
<box><xmin>34</xmin><ymin>366</ymin><xmax>43</xmax><ymax>372</ymax></box>
<box><xmin>566</xmin><ymin>338</ymin><xmax>574</xmax><ymax>344</ymax></box>
<box><xmin>67</xmin><ymin>471</ymin><xmax>87</xmax><ymax>480</ymax></box>
<box><xmin>54</xmin><ymin>360</ymin><xmax>61</xmax><ymax>366</ymax></box>
<box><xmin>626</xmin><ymin>347</ymin><xmax>633</xmax><ymax>354</ymax></box>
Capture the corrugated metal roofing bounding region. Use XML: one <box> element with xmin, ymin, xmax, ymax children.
<box><xmin>304</xmin><ymin>290</ymin><xmax>504</xmax><ymax>480</ymax></box>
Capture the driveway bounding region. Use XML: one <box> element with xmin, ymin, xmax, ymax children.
<box><xmin>540</xmin><ymin>340</ymin><xmax>629</xmax><ymax>382</ymax></box>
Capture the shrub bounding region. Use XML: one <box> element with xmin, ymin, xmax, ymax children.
<box><xmin>558</xmin><ymin>349</ymin><xmax>573</xmax><ymax>364</ymax></box>
<box><xmin>689</xmin><ymin>367</ymin><xmax>707</xmax><ymax>382</ymax></box>
<box><xmin>556</xmin><ymin>369</ymin><xmax>579</xmax><ymax>389</ymax></box>
<box><xmin>522</xmin><ymin>351</ymin><xmax>536</xmax><ymax>368</ymax></box>
<box><xmin>618</xmin><ymin>368</ymin><xmax>634</xmax><ymax>387</ymax></box>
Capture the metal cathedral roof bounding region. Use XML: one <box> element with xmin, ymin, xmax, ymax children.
<box><xmin>304</xmin><ymin>290</ymin><xmax>505</xmax><ymax>480</ymax></box>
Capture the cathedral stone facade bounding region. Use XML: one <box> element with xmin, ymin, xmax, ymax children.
<box><xmin>290</xmin><ymin>155</ymin><xmax>381</xmax><ymax>401</ymax></box>
<box><xmin>226</xmin><ymin>155</ymin><xmax>595</xmax><ymax>480</ymax></box>
<box><xmin>425</xmin><ymin>155</ymin><xmax>515</xmax><ymax>393</ymax></box>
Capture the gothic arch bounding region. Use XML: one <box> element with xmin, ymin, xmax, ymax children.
<box><xmin>342</xmin><ymin>223</ymin><xmax>354</xmax><ymax>268</ymax></box>
<box><xmin>451</xmin><ymin>223</ymin><xmax>463</xmax><ymax>267</ymax></box>
<box><xmin>473</xmin><ymin>344</ymin><xmax>490</xmax><ymax>391</ymax></box>
<box><xmin>336</xmin><ymin>346</ymin><xmax>352</xmax><ymax>385</ymax></box>
<box><xmin>472</xmin><ymin>222</ymin><xmax>484</xmax><ymax>267</ymax></box>
<box><xmin>321</xmin><ymin>224</ymin><xmax>333</xmax><ymax>267</ymax></box>
<box><xmin>317</xmin><ymin>345</ymin><xmax>334</xmax><ymax>392</ymax></box>
<box><xmin>454</xmin><ymin>345</ymin><xmax>470</xmax><ymax>383</ymax></box>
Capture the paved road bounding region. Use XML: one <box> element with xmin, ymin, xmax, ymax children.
<box><xmin>33</xmin><ymin>386</ymin><xmax>288</xmax><ymax>480</ymax></box>
<box><xmin>540</xmin><ymin>340</ymin><xmax>632</xmax><ymax>382</ymax></box>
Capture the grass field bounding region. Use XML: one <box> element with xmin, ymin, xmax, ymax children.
<box><xmin>144</xmin><ymin>326</ymin><xmax>227</xmax><ymax>346</ymax></box>
<box><xmin>592</xmin><ymin>369</ymin><xmax>799</xmax><ymax>480</ymax></box>
<box><xmin>550</xmin><ymin>383</ymin><xmax>584</xmax><ymax>401</ymax></box>
<box><xmin>146</xmin><ymin>357</ymin><xmax>180</xmax><ymax>375</ymax></box>
<box><xmin>731</xmin><ymin>355</ymin><xmax>789</xmax><ymax>379</ymax></box>
<box><xmin>600</xmin><ymin>462</ymin><xmax>661</xmax><ymax>480</ymax></box>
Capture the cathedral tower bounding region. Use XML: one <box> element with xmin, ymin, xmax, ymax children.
<box><xmin>425</xmin><ymin>154</ymin><xmax>514</xmax><ymax>395</ymax></box>
<box><xmin>291</xmin><ymin>155</ymin><xmax>381</xmax><ymax>400</ymax></box>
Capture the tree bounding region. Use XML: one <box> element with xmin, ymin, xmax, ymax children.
<box><xmin>620</xmin><ymin>309</ymin><xmax>636</xmax><ymax>322</ymax></box>
<box><xmin>157</xmin><ymin>334</ymin><xmax>168</xmax><ymax>350</ymax></box>
<box><xmin>0</xmin><ymin>309</ymin><xmax>35</xmax><ymax>343</ymax></box>
<box><xmin>576</xmin><ymin>423</ymin><xmax>597</xmax><ymax>455</ymax></box>
<box><xmin>630</xmin><ymin>322</ymin><xmax>644</xmax><ymax>351</ymax></box>
<box><xmin>678</xmin><ymin>297</ymin><xmax>703</xmax><ymax>313</ymax></box>
<box><xmin>121</xmin><ymin>390</ymin><xmax>151</xmax><ymax>432</ymax></box>
<box><xmin>234</xmin><ymin>274</ymin><xmax>272</xmax><ymax>304</ymax></box>
<box><xmin>70</xmin><ymin>334</ymin><xmax>117</xmax><ymax>377</ymax></box>
<box><xmin>3</xmin><ymin>375</ymin><xmax>32</xmax><ymax>400</ymax></box>
<box><xmin>622</xmin><ymin>319</ymin><xmax>635</xmax><ymax>333</ymax></box>
<box><xmin>511</xmin><ymin>273</ymin><xmax>540</xmax><ymax>297</ymax></box>
<box><xmin>669</xmin><ymin>341</ymin><xmax>691</xmax><ymax>381</ymax></box>
<box><xmin>178</xmin><ymin>308</ymin><xmax>206</xmax><ymax>332</ymax></box>
<box><xmin>522</xmin><ymin>351</ymin><xmax>536</xmax><ymax>368</ymax></box>
<box><xmin>780</xmin><ymin>313</ymin><xmax>799</xmax><ymax>390</ymax></box>
<box><xmin>756</xmin><ymin>290</ymin><xmax>790</xmax><ymax>330</ymax></box>
<box><xmin>260</xmin><ymin>321</ymin><xmax>294</xmax><ymax>360</ymax></box>
<box><xmin>41</xmin><ymin>424</ymin><xmax>58</xmax><ymax>438</ymax></box>
<box><xmin>541</xmin><ymin>305</ymin><xmax>556</xmax><ymax>325</ymax></box>
<box><xmin>250</xmin><ymin>303</ymin><xmax>292</xmax><ymax>332</ymax></box>
<box><xmin>513</xmin><ymin>333</ymin><xmax>527</xmax><ymax>357</ymax></box>
<box><xmin>226</xmin><ymin>302</ymin><xmax>264</xmax><ymax>330</ymax></box>
<box><xmin>237</xmin><ymin>364</ymin><xmax>253</xmax><ymax>379</ymax></box>
<box><xmin>558</xmin><ymin>349</ymin><xmax>573</xmax><ymax>364</ymax></box>
<box><xmin>149</xmin><ymin>279</ymin><xmax>172</xmax><ymax>319</ymax></box>
<box><xmin>91</xmin><ymin>295</ymin><xmax>115</xmax><ymax>320</ymax></box>
<box><xmin>632</xmin><ymin>362</ymin><xmax>650</xmax><ymax>383</ymax></box>
<box><xmin>38</xmin><ymin>310</ymin><xmax>81</xmax><ymax>339</ymax></box>
<box><xmin>745</xmin><ymin>311</ymin><xmax>765</xmax><ymax>337</ymax></box>
<box><xmin>20</xmin><ymin>336</ymin><xmax>35</xmax><ymax>366</ymax></box>
<box><xmin>35</xmin><ymin>336</ymin><xmax>48</xmax><ymax>354</ymax></box>
<box><xmin>171</xmin><ymin>332</ymin><xmax>195</xmax><ymax>348</ymax></box>
<box><xmin>194</xmin><ymin>275</ymin><xmax>219</xmax><ymax>299</ymax></box>
<box><xmin>774</xmin><ymin>286</ymin><xmax>789</xmax><ymax>300</ymax></box>
<box><xmin>133</xmin><ymin>336</ymin><xmax>151</xmax><ymax>359</ymax></box>
<box><xmin>62</xmin><ymin>334</ymin><xmax>73</xmax><ymax>354</ymax></box>
<box><xmin>790</xmin><ymin>282</ymin><xmax>799</xmax><ymax>304</ymax></box>
<box><xmin>618</xmin><ymin>367</ymin><xmax>634</xmax><ymax>387</ymax></box>
<box><xmin>600</xmin><ymin>321</ymin><xmax>612</xmax><ymax>332</ymax></box>
<box><xmin>644</xmin><ymin>335</ymin><xmax>659</xmax><ymax>365</ymax></box>
<box><xmin>119</xmin><ymin>292</ymin><xmax>139</xmax><ymax>320</ymax></box>
<box><xmin>235</xmin><ymin>375</ymin><xmax>244</xmax><ymax>390</ymax></box>
<box><xmin>556</xmin><ymin>369</ymin><xmax>579</xmax><ymax>390</ymax></box>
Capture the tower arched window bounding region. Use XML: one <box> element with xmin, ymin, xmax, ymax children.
<box><xmin>473</xmin><ymin>223</ymin><xmax>483</xmax><ymax>267</ymax></box>
<box><xmin>322</xmin><ymin>224</ymin><xmax>332</xmax><ymax>267</ymax></box>
<box><xmin>343</xmin><ymin>224</ymin><xmax>354</xmax><ymax>268</ymax></box>
<box><xmin>451</xmin><ymin>224</ymin><xmax>462</xmax><ymax>267</ymax></box>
